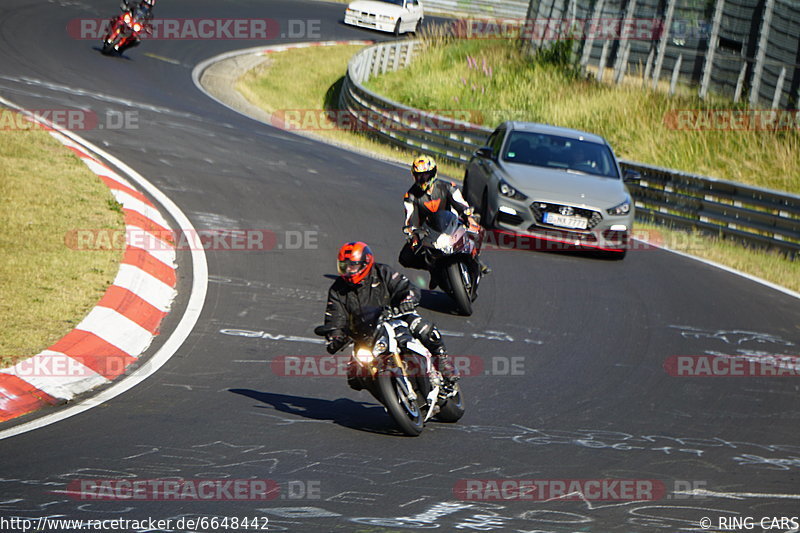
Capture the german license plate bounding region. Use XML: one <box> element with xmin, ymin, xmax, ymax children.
<box><xmin>544</xmin><ymin>212</ymin><xmax>588</xmax><ymax>229</ymax></box>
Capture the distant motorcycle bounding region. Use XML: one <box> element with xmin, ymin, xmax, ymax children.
<box><xmin>101</xmin><ymin>8</ymin><xmax>149</xmax><ymax>55</ymax></box>
<box><xmin>407</xmin><ymin>210</ymin><xmax>484</xmax><ymax>316</ymax></box>
<box><xmin>315</xmin><ymin>306</ymin><xmax>464</xmax><ymax>436</ymax></box>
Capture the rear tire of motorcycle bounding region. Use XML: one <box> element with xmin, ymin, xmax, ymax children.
<box><xmin>436</xmin><ymin>384</ymin><xmax>465</xmax><ymax>423</ymax></box>
<box><xmin>377</xmin><ymin>374</ymin><xmax>424</xmax><ymax>436</ymax></box>
<box><xmin>446</xmin><ymin>262</ymin><xmax>472</xmax><ymax>316</ymax></box>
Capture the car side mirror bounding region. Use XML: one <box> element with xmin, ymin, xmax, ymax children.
<box><xmin>623</xmin><ymin>168</ymin><xmax>641</xmax><ymax>184</ymax></box>
<box><xmin>476</xmin><ymin>146</ymin><xmax>493</xmax><ymax>159</ymax></box>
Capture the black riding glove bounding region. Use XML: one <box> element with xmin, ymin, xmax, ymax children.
<box><xmin>326</xmin><ymin>336</ymin><xmax>347</xmax><ymax>354</ymax></box>
<box><xmin>398</xmin><ymin>299</ymin><xmax>417</xmax><ymax>314</ymax></box>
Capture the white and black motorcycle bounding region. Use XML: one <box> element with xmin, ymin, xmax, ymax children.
<box><xmin>315</xmin><ymin>307</ymin><xmax>464</xmax><ymax>436</ymax></box>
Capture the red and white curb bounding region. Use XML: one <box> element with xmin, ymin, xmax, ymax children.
<box><xmin>0</xmin><ymin>113</ymin><xmax>177</xmax><ymax>423</ymax></box>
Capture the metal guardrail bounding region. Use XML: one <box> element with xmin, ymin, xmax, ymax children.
<box><xmin>340</xmin><ymin>40</ymin><xmax>800</xmax><ymax>256</ymax></box>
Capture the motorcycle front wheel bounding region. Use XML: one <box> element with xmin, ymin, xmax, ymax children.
<box><xmin>446</xmin><ymin>261</ymin><xmax>473</xmax><ymax>316</ymax></box>
<box><xmin>378</xmin><ymin>373</ymin><xmax>424</xmax><ymax>436</ymax></box>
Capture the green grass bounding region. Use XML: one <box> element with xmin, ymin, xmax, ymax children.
<box><xmin>0</xmin><ymin>115</ymin><xmax>124</xmax><ymax>367</ymax></box>
<box><xmin>365</xmin><ymin>36</ymin><xmax>799</xmax><ymax>192</ymax></box>
<box><xmin>235</xmin><ymin>44</ymin><xmax>465</xmax><ymax>180</ymax></box>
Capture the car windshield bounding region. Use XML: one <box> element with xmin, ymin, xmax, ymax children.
<box><xmin>501</xmin><ymin>132</ymin><xmax>620</xmax><ymax>179</ymax></box>
<box><xmin>380</xmin><ymin>0</ymin><xmax>405</xmax><ymax>5</ymax></box>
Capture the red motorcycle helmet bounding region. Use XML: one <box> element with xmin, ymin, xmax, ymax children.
<box><xmin>337</xmin><ymin>242</ymin><xmax>374</xmax><ymax>285</ymax></box>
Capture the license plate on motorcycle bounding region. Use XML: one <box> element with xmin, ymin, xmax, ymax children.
<box><xmin>544</xmin><ymin>212</ymin><xmax>588</xmax><ymax>229</ymax></box>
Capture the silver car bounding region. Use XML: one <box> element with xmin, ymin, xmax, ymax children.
<box><xmin>463</xmin><ymin>121</ymin><xmax>638</xmax><ymax>258</ymax></box>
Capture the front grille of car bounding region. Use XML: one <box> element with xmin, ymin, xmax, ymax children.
<box><xmin>530</xmin><ymin>202</ymin><xmax>603</xmax><ymax>230</ymax></box>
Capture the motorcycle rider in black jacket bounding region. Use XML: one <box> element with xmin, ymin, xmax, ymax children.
<box><xmin>323</xmin><ymin>241</ymin><xmax>459</xmax><ymax>388</ymax></box>
<box><xmin>399</xmin><ymin>155</ymin><xmax>490</xmax><ymax>276</ymax></box>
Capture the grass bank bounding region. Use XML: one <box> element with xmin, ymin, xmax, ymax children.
<box><xmin>0</xmin><ymin>114</ymin><xmax>124</xmax><ymax>367</ymax></box>
<box><xmin>366</xmin><ymin>37</ymin><xmax>799</xmax><ymax>192</ymax></box>
<box><xmin>236</xmin><ymin>44</ymin><xmax>464</xmax><ymax>179</ymax></box>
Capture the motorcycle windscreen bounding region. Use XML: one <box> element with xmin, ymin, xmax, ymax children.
<box><xmin>348</xmin><ymin>306</ymin><xmax>383</xmax><ymax>341</ymax></box>
<box><xmin>425</xmin><ymin>210</ymin><xmax>461</xmax><ymax>235</ymax></box>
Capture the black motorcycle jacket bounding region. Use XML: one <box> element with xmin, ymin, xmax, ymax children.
<box><xmin>403</xmin><ymin>180</ymin><xmax>471</xmax><ymax>229</ymax></box>
<box><xmin>324</xmin><ymin>263</ymin><xmax>420</xmax><ymax>341</ymax></box>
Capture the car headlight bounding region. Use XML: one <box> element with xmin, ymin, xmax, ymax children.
<box><xmin>498</xmin><ymin>179</ymin><xmax>528</xmax><ymax>200</ymax></box>
<box><xmin>379</xmin><ymin>14</ymin><xmax>397</xmax><ymax>21</ymax></box>
<box><xmin>607</xmin><ymin>199</ymin><xmax>631</xmax><ymax>216</ymax></box>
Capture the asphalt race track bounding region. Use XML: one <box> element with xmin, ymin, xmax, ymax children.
<box><xmin>1</xmin><ymin>1</ymin><xmax>799</xmax><ymax>531</ymax></box>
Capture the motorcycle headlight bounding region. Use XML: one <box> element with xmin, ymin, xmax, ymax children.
<box><xmin>607</xmin><ymin>199</ymin><xmax>631</xmax><ymax>216</ymax></box>
<box><xmin>498</xmin><ymin>179</ymin><xmax>528</xmax><ymax>200</ymax></box>
<box><xmin>355</xmin><ymin>347</ymin><xmax>374</xmax><ymax>363</ymax></box>
<box><xmin>434</xmin><ymin>233</ymin><xmax>454</xmax><ymax>253</ymax></box>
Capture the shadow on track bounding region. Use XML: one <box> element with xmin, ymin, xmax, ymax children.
<box><xmin>229</xmin><ymin>389</ymin><xmax>411</xmax><ymax>436</ymax></box>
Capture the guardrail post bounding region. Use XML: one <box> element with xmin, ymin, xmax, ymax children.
<box><xmin>772</xmin><ymin>67</ymin><xmax>787</xmax><ymax>109</ymax></box>
<box><xmin>392</xmin><ymin>41</ymin><xmax>403</xmax><ymax>71</ymax></box>
<box><xmin>580</xmin><ymin>0</ymin><xmax>606</xmax><ymax>72</ymax></box>
<box><xmin>642</xmin><ymin>47</ymin><xmax>654</xmax><ymax>88</ymax></box>
<box><xmin>404</xmin><ymin>41</ymin><xmax>416</xmax><ymax>67</ymax></box>
<box><xmin>699</xmin><ymin>0</ymin><xmax>724</xmax><ymax>100</ymax></box>
<box><xmin>614</xmin><ymin>42</ymin><xmax>631</xmax><ymax>84</ymax></box>
<box><xmin>597</xmin><ymin>40</ymin><xmax>610</xmax><ymax>82</ymax></box>
<box><xmin>733</xmin><ymin>60</ymin><xmax>747</xmax><ymax>103</ymax></box>
<box><xmin>381</xmin><ymin>43</ymin><xmax>391</xmax><ymax>73</ymax></box>
<box><xmin>652</xmin><ymin>0</ymin><xmax>676</xmax><ymax>90</ymax></box>
<box><xmin>613</xmin><ymin>0</ymin><xmax>636</xmax><ymax>83</ymax></box>
<box><xmin>669</xmin><ymin>54</ymin><xmax>683</xmax><ymax>95</ymax></box>
<box><xmin>749</xmin><ymin>0</ymin><xmax>775</xmax><ymax>107</ymax></box>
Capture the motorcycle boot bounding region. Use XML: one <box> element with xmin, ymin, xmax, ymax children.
<box><xmin>408</xmin><ymin>316</ymin><xmax>460</xmax><ymax>384</ymax></box>
<box><xmin>477</xmin><ymin>256</ymin><xmax>492</xmax><ymax>275</ymax></box>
